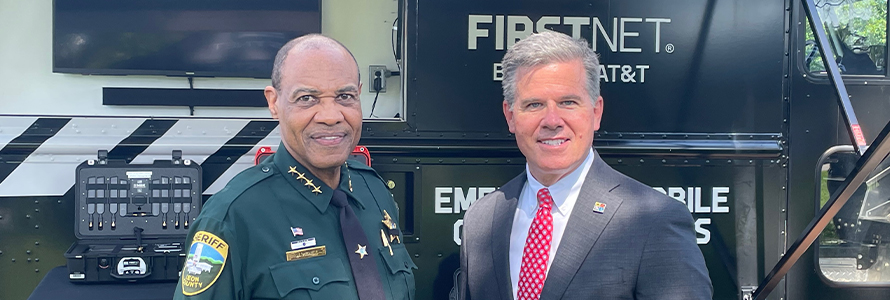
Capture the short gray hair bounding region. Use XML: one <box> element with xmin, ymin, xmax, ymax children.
<box><xmin>271</xmin><ymin>34</ymin><xmax>360</xmax><ymax>91</ymax></box>
<box><xmin>501</xmin><ymin>31</ymin><xmax>600</xmax><ymax>109</ymax></box>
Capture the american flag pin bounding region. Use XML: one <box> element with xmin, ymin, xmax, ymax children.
<box><xmin>291</xmin><ymin>227</ymin><xmax>303</xmax><ymax>237</ymax></box>
<box><xmin>593</xmin><ymin>202</ymin><xmax>607</xmax><ymax>214</ymax></box>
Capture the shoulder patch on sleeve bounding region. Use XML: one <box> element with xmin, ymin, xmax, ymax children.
<box><xmin>182</xmin><ymin>231</ymin><xmax>229</xmax><ymax>296</ymax></box>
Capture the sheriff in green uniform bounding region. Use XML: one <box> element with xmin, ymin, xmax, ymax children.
<box><xmin>174</xmin><ymin>34</ymin><xmax>416</xmax><ymax>300</ymax></box>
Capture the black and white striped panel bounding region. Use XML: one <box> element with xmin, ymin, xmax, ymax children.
<box><xmin>0</xmin><ymin>116</ymin><xmax>39</xmax><ymax>151</ymax></box>
<box><xmin>201</xmin><ymin>120</ymin><xmax>279</xmax><ymax>194</ymax></box>
<box><xmin>0</xmin><ymin>117</ymin><xmax>77</xmax><ymax>195</ymax></box>
<box><xmin>205</xmin><ymin>124</ymin><xmax>281</xmax><ymax>195</ymax></box>
<box><xmin>107</xmin><ymin>119</ymin><xmax>178</xmax><ymax>161</ymax></box>
<box><xmin>0</xmin><ymin>116</ymin><xmax>281</xmax><ymax>197</ymax></box>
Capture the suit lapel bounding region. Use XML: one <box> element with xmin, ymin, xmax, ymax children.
<box><xmin>491</xmin><ymin>173</ymin><xmax>526</xmax><ymax>300</ymax></box>
<box><xmin>540</xmin><ymin>152</ymin><xmax>624</xmax><ymax>300</ymax></box>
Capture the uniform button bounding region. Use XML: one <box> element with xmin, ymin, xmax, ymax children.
<box><xmin>261</xmin><ymin>166</ymin><xmax>270</xmax><ymax>173</ymax></box>
<box><xmin>312</xmin><ymin>277</ymin><xmax>320</xmax><ymax>285</ymax></box>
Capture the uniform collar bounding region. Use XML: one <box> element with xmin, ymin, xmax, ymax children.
<box><xmin>272</xmin><ymin>143</ymin><xmax>365</xmax><ymax>213</ymax></box>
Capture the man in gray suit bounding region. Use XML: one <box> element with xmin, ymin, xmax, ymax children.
<box><xmin>459</xmin><ymin>31</ymin><xmax>712</xmax><ymax>300</ymax></box>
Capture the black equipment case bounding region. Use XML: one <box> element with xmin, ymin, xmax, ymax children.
<box><xmin>65</xmin><ymin>150</ymin><xmax>202</xmax><ymax>283</ymax></box>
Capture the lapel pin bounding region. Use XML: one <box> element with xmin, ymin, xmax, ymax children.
<box><xmin>291</xmin><ymin>227</ymin><xmax>303</xmax><ymax>237</ymax></box>
<box><xmin>355</xmin><ymin>244</ymin><xmax>368</xmax><ymax>259</ymax></box>
<box><xmin>382</xmin><ymin>210</ymin><xmax>397</xmax><ymax>230</ymax></box>
<box><xmin>291</xmin><ymin>237</ymin><xmax>316</xmax><ymax>250</ymax></box>
<box><xmin>381</xmin><ymin>229</ymin><xmax>394</xmax><ymax>256</ymax></box>
<box><xmin>593</xmin><ymin>202</ymin><xmax>607</xmax><ymax>214</ymax></box>
<box><xmin>345</xmin><ymin>162</ymin><xmax>354</xmax><ymax>192</ymax></box>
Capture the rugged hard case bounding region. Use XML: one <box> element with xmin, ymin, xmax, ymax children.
<box><xmin>65</xmin><ymin>150</ymin><xmax>202</xmax><ymax>283</ymax></box>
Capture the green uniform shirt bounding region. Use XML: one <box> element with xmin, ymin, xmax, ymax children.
<box><xmin>174</xmin><ymin>145</ymin><xmax>417</xmax><ymax>300</ymax></box>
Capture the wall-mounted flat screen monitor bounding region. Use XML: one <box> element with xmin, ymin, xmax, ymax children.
<box><xmin>53</xmin><ymin>0</ymin><xmax>321</xmax><ymax>78</ymax></box>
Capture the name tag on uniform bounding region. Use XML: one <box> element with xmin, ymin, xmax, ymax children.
<box><xmin>286</xmin><ymin>246</ymin><xmax>326</xmax><ymax>261</ymax></box>
<box><xmin>291</xmin><ymin>237</ymin><xmax>317</xmax><ymax>250</ymax></box>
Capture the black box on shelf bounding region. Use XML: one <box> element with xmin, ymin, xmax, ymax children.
<box><xmin>65</xmin><ymin>150</ymin><xmax>201</xmax><ymax>283</ymax></box>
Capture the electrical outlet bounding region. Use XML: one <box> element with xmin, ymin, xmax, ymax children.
<box><xmin>369</xmin><ymin>65</ymin><xmax>388</xmax><ymax>93</ymax></box>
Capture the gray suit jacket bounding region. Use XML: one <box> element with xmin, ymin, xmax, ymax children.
<box><xmin>459</xmin><ymin>151</ymin><xmax>712</xmax><ymax>300</ymax></box>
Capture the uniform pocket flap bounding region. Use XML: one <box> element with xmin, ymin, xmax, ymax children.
<box><xmin>378</xmin><ymin>244</ymin><xmax>418</xmax><ymax>275</ymax></box>
<box><xmin>269</xmin><ymin>257</ymin><xmax>350</xmax><ymax>297</ymax></box>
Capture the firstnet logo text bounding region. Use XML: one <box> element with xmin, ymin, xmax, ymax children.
<box><xmin>467</xmin><ymin>14</ymin><xmax>673</xmax><ymax>84</ymax></box>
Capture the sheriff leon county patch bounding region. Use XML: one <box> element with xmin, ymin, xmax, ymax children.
<box><xmin>182</xmin><ymin>231</ymin><xmax>228</xmax><ymax>296</ymax></box>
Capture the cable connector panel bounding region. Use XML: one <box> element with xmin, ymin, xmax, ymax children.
<box><xmin>369</xmin><ymin>65</ymin><xmax>388</xmax><ymax>93</ymax></box>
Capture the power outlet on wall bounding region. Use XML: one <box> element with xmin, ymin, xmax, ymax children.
<box><xmin>369</xmin><ymin>65</ymin><xmax>388</xmax><ymax>93</ymax></box>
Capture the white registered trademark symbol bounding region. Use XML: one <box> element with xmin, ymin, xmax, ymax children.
<box><xmin>665</xmin><ymin>43</ymin><xmax>675</xmax><ymax>53</ymax></box>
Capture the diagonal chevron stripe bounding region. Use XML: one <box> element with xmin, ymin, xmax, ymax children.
<box><xmin>0</xmin><ymin>118</ymin><xmax>144</xmax><ymax>197</ymax></box>
<box><xmin>0</xmin><ymin>117</ymin><xmax>39</xmax><ymax>151</ymax></box>
<box><xmin>107</xmin><ymin>119</ymin><xmax>178</xmax><ymax>161</ymax></box>
<box><xmin>130</xmin><ymin>119</ymin><xmax>251</xmax><ymax>165</ymax></box>
<box><xmin>200</xmin><ymin>120</ymin><xmax>279</xmax><ymax>192</ymax></box>
<box><xmin>0</xmin><ymin>118</ymin><xmax>71</xmax><ymax>185</ymax></box>
<box><xmin>0</xmin><ymin>117</ymin><xmax>282</xmax><ymax>197</ymax></box>
<box><xmin>204</xmin><ymin>125</ymin><xmax>281</xmax><ymax>195</ymax></box>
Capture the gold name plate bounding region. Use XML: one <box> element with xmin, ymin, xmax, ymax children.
<box><xmin>286</xmin><ymin>245</ymin><xmax>326</xmax><ymax>261</ymax></box>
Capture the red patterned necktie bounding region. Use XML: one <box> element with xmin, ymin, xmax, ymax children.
<box><xmin>517</xmin><ymin>188</ymin><xmax>555</xmax><ymax>300</ymax></box>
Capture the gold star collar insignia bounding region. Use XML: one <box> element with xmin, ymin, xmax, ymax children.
<box><xmin>295</xmin><ymin>172</ymin><xmax>308</xmax><ymax>182</ymax></box>
<box><xmin>288</xmin><ymin>166</ymin><xmax>322</xmax><ymax>195</ymax></box>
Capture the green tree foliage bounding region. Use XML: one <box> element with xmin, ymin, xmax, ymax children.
<box><xmin>805</xmin><ymin>0</ymin><xmax>887</xmax><ymax>73</ymax></box>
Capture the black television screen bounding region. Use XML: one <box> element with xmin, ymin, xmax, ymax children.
<box><xmin>53</xmin><ymin>0</ymin><xmax>321</xmax><ymax>78</ymax></box>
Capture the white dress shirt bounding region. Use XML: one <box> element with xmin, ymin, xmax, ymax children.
<box><xmin>509</xmin><ymin>148</ymin><xmax>595</xmax><ymax>298</ymax></box>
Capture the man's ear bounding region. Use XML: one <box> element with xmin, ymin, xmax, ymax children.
<box><xmin>503</xmin><ymin>100</ymin><xmax>516</xmax><ymax>133</ymax></box>
<box><xmin>265</xmin><ymin>86</ymin><xmax>279</xmax><ymax>119</ymax></box>
<box><xmin>592</xmin><ymin>96</ymin><xmax>604</xmax><ymax>131</ymax></box>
